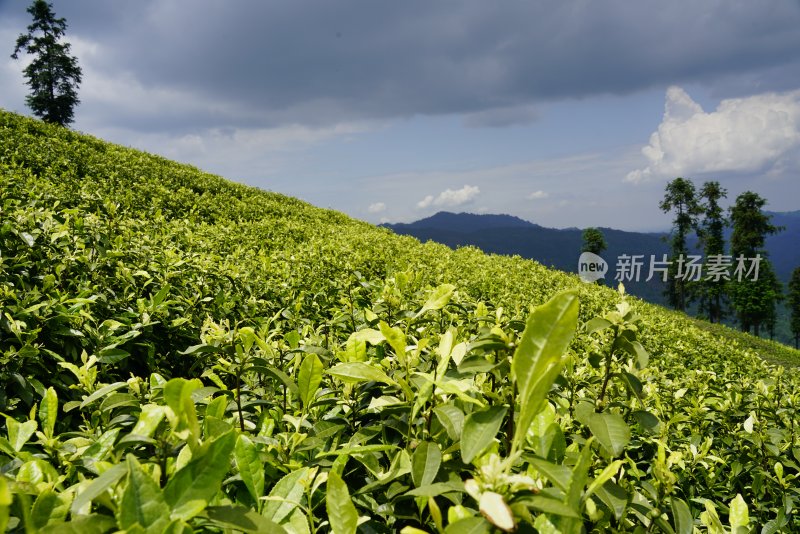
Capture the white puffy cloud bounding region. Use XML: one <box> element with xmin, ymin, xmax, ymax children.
<box><xmin>368</xmin><ymin>202</ymin><xmax>386</xmax><ymax>213</ymax></box>
<box><xmin>417</xmin><ymin>185</ymin><xmax>480</xmax><ymax>209</ymax></box>
<box><xmin>626</xmin><ymin>86</ymin><xmax>800</xmax><ymax>183</ymax></box>
<box><xmin>417</xmin><ymin>195</ymin><xmax>435</xmax><ymax>208</ymax></box>
<box><xmin>527</xmin><ymin>190</ymin><xmax>549</xmax><ymax>200</ymax></box>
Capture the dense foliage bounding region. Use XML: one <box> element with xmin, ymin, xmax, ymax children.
<box><xmin>580</xmin><ymin>229</ymin><xmax>607</xmax><ymax>256</ymax></box>
<box><xmin>729</xmin><ymin>192</ymin><xmax>782</xmax><ymax>337</ymax></box>
<box><xmin>1</xmin><ymin>110</ymin><xmax>800</xmax><ymax>533</ymax></box>
<box><xmin>659</xmin><ymin>178</ymin><xmax>700</xmax><ymax>313</ymax></box>
<box><xmin>695</xmin><ymin>182</ymin><xmax>728</xmax><ymax>324</ymax></box>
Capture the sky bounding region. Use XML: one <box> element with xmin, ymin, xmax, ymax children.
<box><xmin>2</xmin><ymin>1</ymin><xmax>800</xmax><ymax>232</ymax></box>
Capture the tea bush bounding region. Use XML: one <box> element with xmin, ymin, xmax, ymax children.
<box><xmin>1</xmin><ymin>110</ymin><xmax>799</xmax><ymax>532</ymax></box>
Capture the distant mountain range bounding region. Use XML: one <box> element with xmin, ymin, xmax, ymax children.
<box><xmin>383</xmin><ymin>210</ymin><xmax>800</xmax><ymax>307</ymax></box>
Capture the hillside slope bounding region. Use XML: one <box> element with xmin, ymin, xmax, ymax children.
<box><xmin>385</xmin><ymin>212</ymin><xmax>672</xmax><ymax>304</ymax></box>
<box><xmin>1</xmin><ymin>110</ymin><xmax>800</xmax><ymax>532</ymax></box>
<box><xmin>386</xmin><ymin>211</ymin><xmax>800</xmax><ymax>343</ymax></box>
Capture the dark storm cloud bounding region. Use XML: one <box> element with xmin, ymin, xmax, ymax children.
<box><xmin>3</xmin><ymin>0</ymin><xmax>800</xmax><ymax>132</ymax></box>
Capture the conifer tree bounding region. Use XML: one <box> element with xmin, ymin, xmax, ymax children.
<box><xmin>11</xmin><ymin>0</ymin><xmax>82</xmax><ymax>126</ymax></box>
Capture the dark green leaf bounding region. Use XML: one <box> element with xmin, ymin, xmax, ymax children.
<box><xmin>411</xmin><ymin>441</ymin><xmax>442</xmax><ymax>488</ymax></box>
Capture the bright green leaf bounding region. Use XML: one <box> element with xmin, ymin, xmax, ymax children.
<box><xmin>326</xmin><ymin>471</ymin><xmax>359</xmax><ymax>534</ymax></box>
<box><xmin>729</xmin><ymin>494</ymin><xmax>749</xmax><ymax>533</ymax></box>
<box><xmin>262</xmin><ymin>468</ymin><xmax>308</xmax><ymax>524</ymax></box>
<box><xmin>5</xmin><ymin>417</ymin><xmax>37</xmax><ymax>452</ymax></box>
<box><xmin>163</xmin><ymin>430</ymin><xmax>235</xmax><ymax>512</ymax></box>
<box><xmin>327</xmin><ymin>362</ymin><xmax>397</xmax><ymax>386</ymax></box>
<box><xmin>511</xmin><ymin>290</ymin><xmax>579</xmax><ymax>454</ymax></box>
<box><xmin>235</xmin><ymin>434</ymin><xmax>265</xmax><ymax>506</ymax></box>
<box><xmin>39</xmin><ymin>387</ymin><xmax>58</xmax><ymax>439</ymax></box>
<box><xmin>298</xmin><ymin>353</ymin><xmax>323</xmax><ymax>410</ymax></box>
<box><xmin>379</xmin><ymin>321</ymin><xmax>407</xmax><ymax>360</ymax></box>
<box><xmin>414</xmin><ymin>284</ymin><xmax>455</xmax><ymax>318</ymax></box>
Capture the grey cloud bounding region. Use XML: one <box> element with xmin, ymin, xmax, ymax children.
<box><xmin>2</xmin><ymin>1</ymin><xmax>800</xmax><ymax>132</ymax></box>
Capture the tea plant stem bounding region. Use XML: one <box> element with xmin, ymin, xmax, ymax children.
<box><xmin>505</xmin><ymin>393</ymin><xmax>514</xmax><ymax>454</ymax></box>
<box><xmin>597</xmin><ymin>331</ymin><xmax>618</xmax><ymax>410</ymax></box>
<box><xmin>236</xmin><ymin>368</ymin><xmax>245</xmax><ymax>431</ymax></box>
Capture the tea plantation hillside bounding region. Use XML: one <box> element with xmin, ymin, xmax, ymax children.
<box><xmin>1</xmin><ymin>109</ymin><xmax>799</xmax><ymax>532</ymax></box>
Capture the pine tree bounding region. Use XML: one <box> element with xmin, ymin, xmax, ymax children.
<box><xmin>11</xmin><ymin>0</ymin><xmax>82</xmax><ymax>126</ymax></box>
<box><xmin>728</xmin><ymin>191</ymin><xmax>782</xmax><ymax>335</ymax></box>
<box><xmin>659</xmin><ymin>177</ymin><xmax>700</xmax><ymax>312</ymax></box>
<box><xmin>789</xmin><ymin>267</ymin><xmax>800</xmax><ymax>349</ymax></box>
<box><xmin>696</xmin><ymin>181</ymin><xmax>728</xmax><ymax>323</ymax></box>
<box><xmin>581</xmin><ymin>227</ymin><xmax>607</xmax><ymax>255</ymax></box>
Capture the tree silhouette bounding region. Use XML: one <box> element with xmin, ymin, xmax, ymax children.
<box><xmin>11</xmin><ymin>0</ymin><xmax>82</xmax><ymax>126</ymax></box>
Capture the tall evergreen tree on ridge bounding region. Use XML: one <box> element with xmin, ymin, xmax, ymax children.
<box><xmin>660</xmin><ymin>177</ymin><xmax>700</xmax><ymax>312</ymax></box>
<box><xmin>789</xmin><ymin>267</ymin><xmax>800</xmax><ymax>349</ymax></box>
<box><xmin>11</xmin><ymin>0</ymin><xmax>82</xmax><ymax>126</ymax></box>
<box><xmin>728</xmin><ymin>191</ymin><xmax>782</xmax><ymax>336</ymax></box>
<box><xmin>696</xmin><ymin>181</ymin><xmax>728</xmax><ymax>323</ymax></box>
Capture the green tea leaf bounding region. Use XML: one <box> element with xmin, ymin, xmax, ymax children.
<box><xmin>586</xmin><ymin>412</ymin><xmax>630</xmax><ymax>457</ymax></box>
<box><xmin>327</xmin><ymin>362</ymin><xmax>397</xmax><ymax>386</ymax></box>
<box><xmin>729</xmin><ymin>494</ymin><xmax>749</xmax><ymax>533</ymax></box>
<box><xmin>70</xmin><ymin>463</ymin><xmax>128</xmax><ymax>515</ymax></box>
<box><xmin>316</xmin><ymin>444</ymin><xmax>397</xmax><ymax>458</ymax></box>
<box><xmin>163</xmin><ymin>430</ymin><xmax>235</xmax><ymax>512</ymax></box>
<box><xmin>404</xmin><ymin>482</ymin><xmax>463</xmax><ymax>498</ymax></box>
<box><xmin>263</xmin><ymin>468</ymin><xmax>308</xmax><ymax>524</ymax></box>
<box><xmin>343</xmin><ymin>334</ymin><xmax>367</xmax><ymax>363</ymax></box>
<box><xmin>326</xmin><ymin>471</ymin><xmax>358</xmax><ymax>534</ymax></box>
<box><xmin>39</xmin><ymin>387</ymin><xmax>58</xmax><ymax>439</ymax></box>
<box><xmin>39</xmin><ymin>515</ymin><xmax>117</xmax><ymax>534</ymax></box>
<box><xmin>235</xmin><ymin>434</ymin><xmax>265</xmax><ymax>506</ymax></box>
<box><xmin>0</xmin><ymin>476</ymin><xmax>9</xmax><ymax>533</ymax></box>
<box><xmin>163</xmin><ymin>378</ymin><xmax>203</xmax><ymax>447</ymax></box>
<box><xmin>594</xmin><ymin>481</ymin><xmax>628</xmax><ymax>521</ymax></box>
<box><xmin>671</xmin><ymin>497</ymin><xmax>693</xmax><ymax>534</ymax></box>
<box><xmin>5</xmin><ymin>417</ymin><xmax>37</xmax><ymax>452</ymax></box>
<box><xmin>379</xmin><ymin>321</ymin><xmax>407</xmax><ymax>360</ymax></box>
<box><xmin>433</xmin><ymin>404</ymin><xmax>465</xmax><ymax>441</ymax></box>
<box><xmin>527</xmin><ymin>496</ymin><xmax>582</xmax><ymax>518</ymax></box>
<box><xmin>298</xmin><ymin>353</ymin><xmax>323</xmax><ymax>410</ymax></box>
<box><xmin>584</xmin><ymin>460</ymin><xmax>623</xmax><ymax>499</ymax></box>
<box><xmin>461</xmin><ymin>406</ymin><xmax>507</xmax><ymax>464</ymax></box>
<box><xmin>204</xmin><ymin>505</ymin><xmax>287</xmax><ymax>533</ymax></box>
<box><xmin>700</xmin><ymin>500</ymin><xmax>724</xmax><ymax>534</ymax></box>
<box><xmin>130</xmin><ymin>404</ymin><xmax>166</xmax><ymax>439</ymax></box>
<box><xmin>528</xmin><ymin>458</ymin><xmax>572</xmax><ymax>493</ymax></box>
<box><xmin>119</xmin><ymin>455</ymin><xmax>171</xmax><ymax>532</ymax></box>
<box><xmin>414</xmin><ymin>284</ymin><xmax>455</xmax><ymax>318</ymax></box>
<box><xmin>443</xmin><ymin>517</ymin><xmax>491</xmax><ymax>534</ymax></box>
<box><xmin>411</xmin><ymin>441</ymin><xmax>442</xmax><ymax>488</ymax></box>
<box><xmin>511</xmin><ymin>290</ymin><xmax>579</xmax><ymax>454</ymax></box>
<box><xmin>31</xmin><ymin>490</ymin><xmax>69</xmax><ymax>529</ymax></box>
<box><xmin>79</xmin><ymin>381</ymin><xmax>128</xmax><ymax>409</ymax></box>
